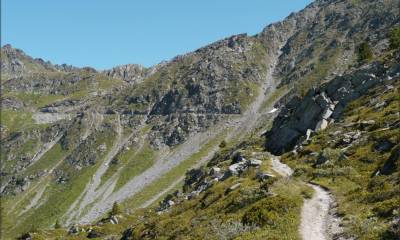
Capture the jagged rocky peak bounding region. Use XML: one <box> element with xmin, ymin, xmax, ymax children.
<box><xmin>1</xmin><ymin>44</ymin><xmax>55</xmax><ymax>74</ymax></box>
<box><xmin>1</xmin><ymin>44</ymin><xmax>31</xmax><ymax>77</ymax></box>
<box><xmin>259</xmin><ymin>0</ymin><xmax>399</xmax><ymax>87</ymax></box>
<box><xmin>1</xmin><ymin>44</ymin><xmax>82</xmax><ymax>79</ymax></box>
<box><xmin>192</xmin><ymin>33</ymin><xmax>251</xmax><ymax>53</ymax></box>
<box><xmin>103</xmin><ymin>63</ymin><xmax>148</xmax><ymax>84</ymax></box>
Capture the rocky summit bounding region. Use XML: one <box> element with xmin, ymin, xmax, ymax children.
<box><xmin>1</xmin><ymin>0</ymin><xmax>399</xmax><ymax>239</ymax></box>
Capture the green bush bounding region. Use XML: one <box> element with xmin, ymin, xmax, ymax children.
<box><xmin>301</xmin><ymin>188</ymin><xmax>314</xmax><ymax>199</ymax></box>
<box><xmin>109</xmin><ymin>201</ymin><xmax>122</xmax><ymax>217</ymax></box>
<box><xmin>54</xmin><ymin>220</ymin><xmax>61</xmax><ymax>229</ymax></box>
<box><xmin>358</xmin><ymin>42</ymin><xmax>373</xmax><ymax>62</ymax></box>
<box><xmin>389</xmin><ymin>26</ymin><xmax>400</xmax><ymax>50</ymax></box>
<box><xmin>242</xmin><ymin>196</ymin><xmax>295</xmax><ymax>227</ymax></box>
<box><xmin>372</xmin><ymin>199</ymin><xmax>400</xmax><ymax>217</ymax></box>
<box><xmin>219</xmin><ymin>140</ymin><xmax>227</xmax><ymax>148</ymax></box>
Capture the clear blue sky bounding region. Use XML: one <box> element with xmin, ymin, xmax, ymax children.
<box><xmin>2</xmin><ymin>0</ymin><xmax>312</xmax><ymax>70</ymax></box>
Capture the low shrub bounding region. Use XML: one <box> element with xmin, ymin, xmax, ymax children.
<box><xmin>389</xmin><ymin>26</ymin><xmax>400</xmax><ymax>50</ymax></box>
<box><xmin>358</xmin><ymin>42</ymin><xmax>373</xmax><ymax>62</ymax></box>
<box><xmin>242</xmin><ymin>196</ymin><xmax>296</xmax><ymax>227</ymax></box>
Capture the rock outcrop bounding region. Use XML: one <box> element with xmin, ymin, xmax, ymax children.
<box><xmin>103</xmin><ymin>64</ymin><xmax>148</xmax><ymax>84</ymax></box>
<box><xmin>265</xmin><ymin>62</ymin><xmax>399</xmax><ymax>155</ymax></box>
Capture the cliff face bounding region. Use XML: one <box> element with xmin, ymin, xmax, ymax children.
<box><xmin>1</xmin><ymin>0</ymin><xmax>400</xmax><ymax>238</ymax></box>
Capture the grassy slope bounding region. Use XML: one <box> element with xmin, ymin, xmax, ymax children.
<box><xmin>120</xmin><ymin>131</ymin><xmax>227</xmax><ymax>211</ymax></box>
<box><xmin>281</xmin><ymin>78</ymin><xmax>400</xmax><ymax>239</ymax></box>
<box><xmin>1</xmin><ymin>127</ymin><xmax>117</xmax><ymax>239</ymax></box>
<box><xmin>28</xmin><ymin>133</ymin><xmax>312</xmax><ymax>240</ymax></box>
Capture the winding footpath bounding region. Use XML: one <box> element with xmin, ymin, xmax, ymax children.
<box><xmin>270</xmin><ymin>156</ymin><xmax>342</xmax><ymax>240</ymax></box>
<box><xmin>300</xmin><ymin>184</ymin><xmax>335</xmax><ymax>240</ymax></box>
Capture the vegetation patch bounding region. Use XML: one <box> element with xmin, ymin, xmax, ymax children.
<box><xmin>281</xmin><ymin>79</ymin><xmax>400</xmax><ymax>239</ymax></box>
<box><xmin>114</xmin><ymin>143</ymin><xmax>156</xmax><ymax>191</ymax></box>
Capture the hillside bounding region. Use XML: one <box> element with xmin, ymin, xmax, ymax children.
<box><xmin>1</xmin><ymin>0</ymin><xmax>399</xmax><ymax>239</ymax></box>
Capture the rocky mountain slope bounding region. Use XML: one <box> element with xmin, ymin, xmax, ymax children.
<box><xmin>1</xmin><ymin>0</ymin><xmax>399</xmax><ymax>239</ymax></box>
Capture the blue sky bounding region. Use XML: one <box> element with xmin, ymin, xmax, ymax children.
<box><xmin>2</xmin><ymin>0</ymin><xmax>312</xmax><ymax>70</ymax></box>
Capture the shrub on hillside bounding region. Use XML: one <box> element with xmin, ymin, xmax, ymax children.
<box><xmin>210</xmin><ymin>220</ymin><xmax>258</xmax><ymax>240</ymax></box>
<box><xmin>54</xmin><ymin>219</ymin><xmax>61</xmax><ymax>229</ymax></box>
<box><xmin>242</xmin><ymin>196</ymin><xmax>295</xmax><ymax>227</ymax></box>
<box><xmin>358</xmin><ymin>42</ymin><xmax>373</xmax><ymax>62</ymax></box>
<box><xmin>219</xmin><ymin>140</ymin><xmax>227</xmax><ymax>148</ymax></box>
<box><xmin>389</xmin><ymin>26</ymin><xmax>400</xmax><ymax>50</ymax></box>
<box><xmin>109</xmin><ymin>201</ymin><xmax>122</xmax><ymax>217</ymax></box>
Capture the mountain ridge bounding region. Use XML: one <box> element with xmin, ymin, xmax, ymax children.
<box><xmin>1</xmin><ymin>0</ymin><xmax>399</xmax><ymax>239</ymax></box>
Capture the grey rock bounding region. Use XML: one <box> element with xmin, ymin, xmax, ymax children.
<box><xmin>265</xmin><ymin>61</ymin><xmax>392</xmax><ymax>155</ymax></box>
<box><xmin>374</xmin><ymin>139</ymin><xmax>395</xmax><ymax>153</ymax></box>
<box><xmin>110</xmin><ymin>215</ymin><xmax>119</xmax><ymax>224</ymax></box>
<box><xmin>248</xmin><ymin>159</ymin><xmax>262</xmax><ymax>167</ymax></box>
<box><xmin>315</xmin><ymin>119</ymin><xmax>329</xmax><ymax>131</ymax></box>
<box><xmin>103</xmin><ymin>64</ymin><xmax>147</xmax><ymax>84</ymax></box>
<box><xmin>87</xmin><ymin>229</ymin><xmax>104</xmax><ymax>238</ymax></box>
<box><xmin>256</xmin><ymin>172</ymin><xmax>275</xmax><ymax>181</ymax></box>
<box><xmin>227</xmin><ymin>183</ymin><xmax>241</xmax><ymax>192</ymax></box>
<box><xmin>121</xmin><ymin>228</ymin><xmax>135</xmax><ymax>240</ymax></box>
<box><xmin>321</xmin><ymin>107</ymin><xmax>334</xmax><ymax>120</ymax></box>
<box><xmin>68</xmin><ymin>224</ymin><xmax>80</xmax><ymax>235</ymax></box>
<box><xmin>306</xmin><ymin>129</ymin><xmax>314</xmax><ymax>141</ymax></box>
<box><xmin>315</xmin><ymin>154</ymin><xmax>329</xmax><ymax>166</ymax></box>
<box><xmin>228</xmin><ymin>161</ymin><xmax>248</xmax><ymax>175</ymax></box>
<box><xmin>17</xmin><ymin>233</ymin><xmax>32</xmax><ymax>240</ymax></box>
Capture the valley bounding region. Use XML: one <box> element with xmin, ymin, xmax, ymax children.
<box><xmin>1</xmin><ymin>0</ymin><xmax>399</xmax><ymax>239</ymax></box>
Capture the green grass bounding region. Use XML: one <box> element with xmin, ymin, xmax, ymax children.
<box><xmin>122</xmin><ymin>132</ymin><xmax>226</xmax><ymax>210</ymax></box>
<box><xmin>259</xmin><ymin>84</ymin><xmax>291</xmax><ymax>111</ymax></box>
<box><xmin>9</xmin><ymin>163</ymin><xmax>100</xmax><ymax>237</ymax></box>
<box><xmin>1</xmin><ymin>109</ymin><xmax>34</xmax><ymax>133</ymax></box>
<box><xmin>288</xmin><ymin>38</ymin><xmax>344</xmax><ymax>96</ymax></box>
<box><xmin>226</xmin><ymin>81</ymin><xmax>260</xmax><ymax>111</ymax></box>
<box><xmin>114</xmin><ymin>144</ymin><xmax>156</xmax><ymax>191</ymax></box>
<box><xmin>23</xmin><ymin>143</ymin><xmax>65</xmax><ymax>176</ymax></box>
<box><xmin>21</xmin><ymin>130</ymin><xmax>309</xmax><ymax>240</ymax></box>
<box><xmin>3</xmin><ymin>91</ymin><xmax>66</xmax><ymax>109</ymax></box>
<box><xmin>1</xmin><ymin>138</ymin><xmax>39</xmax><ymax>173</ymax></box>
<box><xmin>97</xmin><ymin>74</ymin><xmax>123</xmax><ymax>91</ymax></box>
<box><xmin>100</xmin><ymin>125</ymin><xmax>153</xmax><ymax>189</ymax></box>
<box><xmin>281</xmin><ymin>79</ymin><xmax>400</xmax><ymax>239</ymax></box>
<box><xmin>119</xmin><ymin>138</ymin><xmax>305</xmax><ymax>240</ymax></box>
<box><xmin>2</xmin><ymin>128</ymin><xmax>117</xmax><ymax>239</ymax></box>
<box><xmin>99</xmin><ymin>147</ymin><xmax>138</xmax><ymax>187</ymax></box>
<box><xmin>238</xmin><ymin>179</ymin><xmax>307</xmax><ymax>240</ymax></box>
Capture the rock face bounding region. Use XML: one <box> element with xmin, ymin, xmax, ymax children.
<box><xmin>109</xmin><ymin>32</ymin><xmax>272</xmax><ymax>147</ymax></box>
<box><xmin>265</xmin><ymin>62</ymin><xmax>399</xmax><ymax>155</ymax></box>
<box><xmin>103</xmin><ymin>64</ymin><xmax>148</xmax><ymax>84</ymax></box>
<box><xmin>1</xmin><ymin>44</ymin><xmax>78</xmax><ymax>80</ymax></box>
<box><xmin>1</xmin><ymin>44</ymin><xmax>40</xmax><ymax>78</ymax></box>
